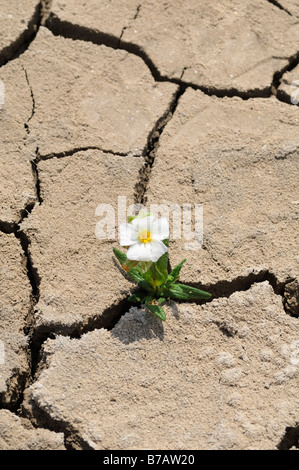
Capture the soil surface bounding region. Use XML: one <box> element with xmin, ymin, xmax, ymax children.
<box><xmin>0</xmin><ymin>0</ymin><xmax>298</xmax><ymax>450</ymax></box>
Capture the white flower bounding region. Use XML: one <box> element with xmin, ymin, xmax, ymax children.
<box><xmin>119</xmin><ymin>215</ymin><xmax>169</xmax><ymax>262</ymax></box>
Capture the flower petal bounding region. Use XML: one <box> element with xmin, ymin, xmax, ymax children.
<box><xmin>151</xmin><ymin>217</ymin><xmax>169</xmax><ymax>241</ymax></box>
<box><xmin>148</xmin><ymin>239</ymin><xmax>168</xmax><ymax>262</ymax></box>
<box><xmin>126</xmin><ymin>242</ymin><xmax>152</xmax><ymax>261</ymax></box>
<box><xmin>127</xmin><ymin>239</ymin><xmax>168</xmax><ymax>262</ymax></box>
<box><xmin>131</xmin><ymin>215</ymin><xmax>155</xmax><ymax>231</ymax></box>
<box><xmin>119</xmin><ymin>223</ymin><xmax>138</xmax><ymax>246</ymax></box>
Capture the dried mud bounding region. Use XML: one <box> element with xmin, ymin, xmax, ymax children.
<box><xmin>0</xmin><ymin>0</ymin><xmax>298</xmax><ymax>451</ymax></box>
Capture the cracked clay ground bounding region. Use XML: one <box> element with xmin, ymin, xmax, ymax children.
<box><xmin>0</xmin><ymin>0</ymin><xmax>299</xmax><ymax>451</ymax></box>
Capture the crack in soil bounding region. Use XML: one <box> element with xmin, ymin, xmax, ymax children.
<box><xmin>40</xmin><ymin>0</ymin><xmax>53</xmax><ymax>26</ymax></box>
<box><xmin>266</xmin><ymin>0</ymin><xmax>292</xmax><ymax>16</ymax></box>
<box><xmin>16</xmin><ymin>229</ymin><xmax>40</xmax><ymax>304</ymax></box>
<box><xmin>44</xmin><ymin>13</ymin><xmax>298</xmax><ymax>102</ymax></box>
<box><xmin>0</xmin><ymin>1</ymin><xmax>42</xmax><ymax>68</ymax></box>
<box><xmin>275</xmin><ymin>147</ymin><xmax>299</xmax><ymax>160</ymax></box>
<box><xmin>187</xmin><ymin>269</ymin><xmax>287</xmax><ymax>303</ymax></box>
<box><xmin>272</xmin><ymin>50</ymin><xmax>299</xmax><ymax>99</ymax></box>
<box><xmin>1</xmin><ymin>219</ymin><xmax>296</xmax><ymax>446</ymax></box>
<box><xmin>22</xmin><ymin>398</ymin><xmax>94</xmax><ymax>450</ymax></box>
<box><xmin>134</xmin><ymin>85</ymin><xmax>185</xmax><ymax>205</ymax></box>
<box><xmin>46</xmin><ymin>13</ymin><xmax>120</xmax><ymax>49</ymax></box>
<box><xmin>1</xmin><ymin>1</ymin><xmax>295</xmax><ymax>105</ymax></box>
<box><xmin>0</xmin><ymin>104</ymin><xmax>41</xmax><ymax>413</ymax></box>
<box><xmin>119</xmin><ymin>4</ymin><xmax>141</xmax><ymax>43</ymax></box>
<box><xmin>31</xmin><ymin>150</ymin><xmax>43</xmax><ymax>205</ymax></box>
<box><xmin>0</xmin><ymin>221</ymin><xmax>40</xmax><ymax>413</ymax></box>
<box><xmin>30</xmin><ymin>294</ymin><xmax>133</xmax><ymax>354</ymax></box>
<box><xmin>39</xmin><ymin>146</ymin><xmax>131</xmax><ymax>161</ymax></box>
<box><xmin>21</xmin><ymin>65</ymin><xmax>36</xmax><ymax>128</ymax></box>
<box><xmin>16</xmin><ymin>266</ymin><xmax>299</xmax><ymax>449</ymax></box>
<box><xmin>0</xmin><ymin>369</ymin><xmax>29</xmax><ymax>412</ymax></box>
<box><xmin>29</xmin><ymin>267</ymin><xmax>297</xmax><ymax>346</ymax></box>
<box><xmin>277</xmin><ymin>423</ymin><xmax>299</xmax><ymax>449</ymax></box>
<box><xmin>1</xmin><ymin>0</ymin><xmax>298</xmax><ymax>448</ymax></box>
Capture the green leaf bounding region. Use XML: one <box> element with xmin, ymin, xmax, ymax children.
<box><xmin>128</xmin><ymin>267</ymin><xmax>155</xmax><ymax>293</ymax></box>
<box><xmin>163</xmin><ymin>238</ymin><xmax>169</xmax><ymax>247</ymax></box>
<box><xmin>145</xmin><ymin>299</ymin><xmax>166</xmax><ymax>321</ymax></box>
<box><xmin>167</xmin><ymin>259</ymin><xmax>186</xmax><ymax>283</ymax></box>
<box><xmin>113</xmin><ymin>247</ymin><xmax>127</xmax><ymax>266</ymax></box>
<box><xmin>144</xmin><ymin>261</ymin><xmax>167</xmax><ymax>289</ymax></box>
<box><xmin>156</xmin><ymin>251</ymin><xmax>169</xmax><ymax>277</ymax></box>
<box><xmin>128</xmin><ymin>292</ymin><xmax>148</xmax><ymax>303</ymax></box>
<box><xmin>127</xmin><ymin>267</ymin><xmax>144</xmax><ymax>283</ymax></box>
<box><xmin>166</xmin><ymin>283</ymin><xmax>211</xmax><ymax>301</ymax></box>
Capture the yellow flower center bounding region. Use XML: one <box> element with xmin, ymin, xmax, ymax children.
<box><xmin>139</xmin><ymin>230</ymin><xmax>152</xmax><ymax>243</ymax></box>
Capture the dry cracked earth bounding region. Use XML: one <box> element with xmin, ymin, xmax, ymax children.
<box><xmin>0</xmin><ymin>0</ymin><xmax>299</xmax><ymax>451</ymax></box>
